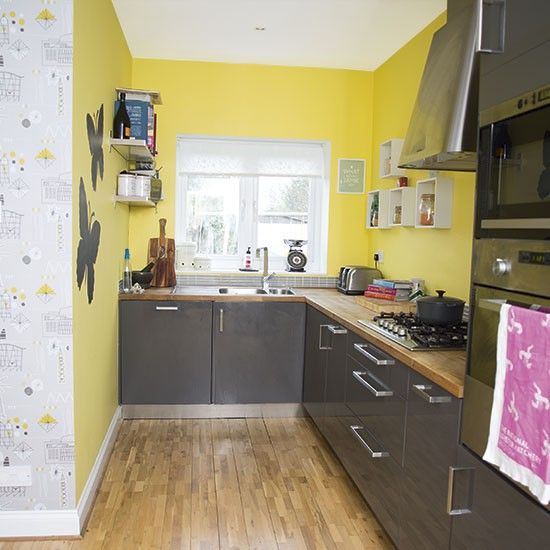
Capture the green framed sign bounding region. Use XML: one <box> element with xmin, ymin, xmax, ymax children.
<box><xmin>337</xmin><ymin>158</ymin><xmax>365</xmax><ymax>194</ymax></box>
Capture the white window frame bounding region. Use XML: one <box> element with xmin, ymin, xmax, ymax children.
<box><xmin>176</xmin><ymin>136</ymin><xmax>330</xmax><ymax>274</ymax></box>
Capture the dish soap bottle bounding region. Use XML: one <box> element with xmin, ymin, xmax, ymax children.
<box><xmin>122</xmin><ymin>248</ymin><xmax>132</xmax><ymax>293</ymax></box>
<box><xmin>244</xmin><ymin>246</ymin><xmax>252</xmax><ymax>270</ymax></box>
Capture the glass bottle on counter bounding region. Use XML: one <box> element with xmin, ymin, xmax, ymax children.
<box><xmin>122</xmin><ymin>248</ymin><xmax>132</xmax><ymax>293</ymax></box>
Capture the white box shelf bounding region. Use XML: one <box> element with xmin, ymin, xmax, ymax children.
<box><xmin>389</xmin><ymin>187</ymin><xmax>416</xmax><ymax>227</ymax></box>
<box><xmin>379</xmin><ymin>139</ymin><xmax>405</xmax><ymax>179</ymax></box>
<box><xmin>415</xmin><ymin>176</ymin><xmax>453</xmax><ymax>229</ymax></box>
<box><xmin>367</xmin><ymin>189</ymin><xmax>390</xmax><ymax>229</ymax></box>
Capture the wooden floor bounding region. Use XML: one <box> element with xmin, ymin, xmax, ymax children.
<box><xmin>0</xmin><ymin>418</ymin><xmax>393</xmax><ymax>550</ymax></box>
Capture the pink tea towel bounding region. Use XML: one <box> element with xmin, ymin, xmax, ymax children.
<box><xmin>484</xmin><ymin>304</ymin><xmax>550</xmax><ymax>505</ymax></box>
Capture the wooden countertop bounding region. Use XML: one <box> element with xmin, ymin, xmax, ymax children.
<box><xmin>120</xmin><ymin>287</ymin><xmax>466</xmax><ymax>397</ymax></box>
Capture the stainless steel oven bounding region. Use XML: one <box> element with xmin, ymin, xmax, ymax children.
<box><xmin>476</xmin><ymin>83</ymin><xmax>550</xmax><ymax>240</ymax></box>
<box><xmin>461</xmin><ymin>238</ymin><xmax>550</xmax><ymax>504</ymax></box>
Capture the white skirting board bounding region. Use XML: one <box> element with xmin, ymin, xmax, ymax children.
<box><xmin>0</xmin><ymin>406</ymin><xmax>121</xmax><ymax>539</ymax></box>
<box><xmin>77</xmin><ymin>405</ymin><xmax>122</xmax><ymax>531</ymax></box>
<box><xmin>0</xmin><ymin>510</ymin><xmax>80</xmax><ymax>538</ymax></box>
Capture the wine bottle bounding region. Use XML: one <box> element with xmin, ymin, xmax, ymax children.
<box><xmin>113</xmin><ymin>92</ymin><xmax>131</xmax><ymax>139</ymax></box>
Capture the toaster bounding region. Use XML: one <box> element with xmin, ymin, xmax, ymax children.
<box><xmin>337</xmin><ymin>265</ymin><xmax>382</xmax><ymax>295</ymax></box>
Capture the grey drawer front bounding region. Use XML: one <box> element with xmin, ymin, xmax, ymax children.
<box><xmin>347</xmin><ymin>333</ymin><xmax>408</xmax><ymax>397</ymax></box>
<box><xmin>346</xmin><ymin>355</ymin><xmax>406</xmax><ymax>462</ymax></box>
<box><xmin>338</xmin><ymin>415</ymin><xmax>401</xmax><ymax>545</ymax></box>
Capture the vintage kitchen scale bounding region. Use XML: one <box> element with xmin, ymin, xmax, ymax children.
<box><xmin>285</xmin><ymin>239</ymin><xmax>308</xmax><ymax>272</ymax></box>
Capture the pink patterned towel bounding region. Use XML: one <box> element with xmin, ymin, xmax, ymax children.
<box><xmin>484</xmin><ymin>304</ymin><xmax>550</xmax><ymax>505</ymax></box>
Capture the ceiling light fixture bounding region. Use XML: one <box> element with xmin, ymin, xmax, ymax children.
<box><xmin>255</xmin><ymin>26</ymin><xmax>266</xmax><ymax>31</ymax></box>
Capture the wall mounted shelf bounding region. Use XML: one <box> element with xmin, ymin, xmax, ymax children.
<box><xmin>389</xmin><ymin>187</ymin><xmax>416</xmax><ymax>227</ymax></box>
<box><xmin>379</xmin><ymin>139</ymin><xmax>405</xmax><ymax>179</ymax></box>
<box><xmin>115</xmin><ymin>87</ymin><xmax>163</xmax><ymax>105</ymax></box>
<box><xmin>114</xmin><ymin>195</ymin><xmax>161</xmax><ymax>208</ymax></box>
<box><xmin>367</xmin><ymin>189</ymin><xmax>390</xmax><ymax>229</ymax></box>
<box><xmin>415</xmin><ymin>176</ymin><xmax>453</xmax><ymax>229</ymax></box>
<box><xmin>109</xmin><ymin>138</ymin><xmax>154</xmax><ymax>162</ymax></box>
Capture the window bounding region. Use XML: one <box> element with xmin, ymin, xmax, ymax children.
<box><xmin>176</xmin><ymin>137</ymin><xmax>329</xmax><ymax>272</ymax></box>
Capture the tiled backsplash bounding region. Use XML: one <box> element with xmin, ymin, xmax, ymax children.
<box><xmin>176</xmin><ymin>273</ymin><xmax>338</xmax><ymax>288</ymax></box>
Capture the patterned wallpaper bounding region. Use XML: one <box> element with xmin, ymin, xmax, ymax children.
<box><xmin>0</xmin><ymin>0</ymin><xmax>74</xmax><ymax>511</ymax></box>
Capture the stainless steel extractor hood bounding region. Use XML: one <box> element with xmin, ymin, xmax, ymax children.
<box><xmin>399</xmin><ymin>0</ymin><xmax>505</xmax><ymax>172</ymax></box>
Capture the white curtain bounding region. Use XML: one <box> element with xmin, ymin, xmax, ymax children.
<box><xmin>177</xmin><ymin>137</ymin><xmax>326</xmax><ymax>178</ymax></box>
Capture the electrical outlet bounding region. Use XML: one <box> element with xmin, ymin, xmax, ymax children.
<box><xmin>375</xmin><ymin>250</ymin><xmax>384</xmax><ymax>264</ymax></box>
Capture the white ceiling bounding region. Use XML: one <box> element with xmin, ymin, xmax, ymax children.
<box><xmin>112</xmin><ymin>0</ymin><xmax>446</xmax><ymax>71</ymax></box>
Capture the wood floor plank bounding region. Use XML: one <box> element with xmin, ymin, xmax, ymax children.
<box><xmin>0</xmin><ymin>418</ymin><xmax>394</xmax><ymax>550</ymax></box>
<box><xmin>212</xmin><ymin>420</ymin><xmax>249</xmax><ymax>550</ymax></box>
<box><xmin>228</xmin><ymin>420</ymin><xmax>278</xmax><ymax>550</ymax></box>
<box><xmin>190</xmin><ymin>420</ymin><xmax>219</xmax><ymax>550</ymax></box>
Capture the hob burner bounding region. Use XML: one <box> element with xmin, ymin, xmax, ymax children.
<box><xmin>357</xmin><ymin>311</ymin><xmax>467</xmax><ymax>351</ymax></box>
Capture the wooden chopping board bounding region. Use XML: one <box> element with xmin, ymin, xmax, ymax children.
<box><xmin>354</xmin><ymin>295</ymin><xmax>417</xmax><ymax>314</ymax></box>
<box><xmin>148</xmin><ymin>218</ymin><xmax>176</xmax><ymax>288</ymax></box>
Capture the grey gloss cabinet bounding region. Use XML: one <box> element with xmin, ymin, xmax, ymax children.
<box><xmin>450</xmin><ymin>445</ymin><xmax>550</xmax><ymax>550</ymax></box>
<box><xmin>343</xmin><ymin>334</ymin><xmax>408</xmax><ymax>545</ymax></box>
<box><xmin>400</xmin><ymin>371</ymin><xmax>461</xmax><ymax>550</ymax></box>
<box><xmin>303</xmin><ymin>306</ymin><xmax>348</xmax><ymax>433</ymax></box>
<box><xmin>212</xmin><ymin>302</ymin><xmax>305</xmax><ymax>403</ymax></box>
<box><xmin>119</xmin><ymin>301</ymin><xmax>212</xmax><ymax>404</ymax></box>
<box><xmin>303</xmin><ymin>307</ymin><xmax>331</xmax><ymax>428</ymax></box>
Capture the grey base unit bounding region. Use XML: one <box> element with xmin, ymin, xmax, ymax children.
<box><xmin>400</xmin><ymin>371</ymin><xmax>461</xmax><ymax>550</ymax></box>
<box><xmin>303</xmin><ymin>306</ymin><xmax>348</xmax><ymax>432</ymax></box>
<box><xmin>450</xmin><ymin>445</ymin><xmax>550</xmax><ymax>550</ymax></box>
<box><xmin>213</xmin><ymin>302</ymin><xmax>305</xmax><ymax>404</ymax></box>
<box><xmin>119</xmin><ymin>301</ymin><xmax>212</xmax><ymax>404</ymax></box>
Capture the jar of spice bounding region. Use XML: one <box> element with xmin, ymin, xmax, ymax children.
<box><xmin>419</xmin><ymin>193</ymin><xmax>435</xmax><ymax>226</ymax></box>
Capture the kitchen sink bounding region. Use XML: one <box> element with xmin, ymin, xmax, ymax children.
<box><xmin>218</xmin><ymin>287</ymin><xmax>268</xmax><ymax>295</ymax></box>
<box><xmin>217</xmin><ymin>287</ymin><xmax>296</xmax><ymax>295</ymax></box>
<box><xmin>268</xmin><ymin>288</ymin><xmax>296</xmax><ymax>295</ymax></box>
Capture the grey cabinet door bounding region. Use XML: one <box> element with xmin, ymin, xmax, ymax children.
<box><xmin>303</xmin><ymin>306</ymin><xmax>330</xmax><ymax>429</ymax></box>
<box><xmin>400</xmin><ymin>372</ymin><xmax>461</xmax><ymax>550</ymax></box>
<box><xmin>450</xmin><ymin>445</ymin><xmax>550</xmax><ymax>550</ymax></box>
<box><xmin>480</xmin><ymin>1</ymin><xmax>550</xmax><ymax>110</ymax></box>
<box><xmin>119</xmin><ymin>301</ymin><xmax>212</xmax><ymax>404</ymax></box>
<box><xmin>213</xmin><ymin>302</ymin><xmax>305</xmax><ymax>404</ymax></box>
<box><xmin>322</xmin><ymin>319</ymin><xmax>348</xmax><ymax>448</ymax></box>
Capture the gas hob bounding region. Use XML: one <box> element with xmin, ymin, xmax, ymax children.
<box><xmin>358</xmin><ymin>312</ymin><xmax>468</xmax><ymax>351</ymax></box>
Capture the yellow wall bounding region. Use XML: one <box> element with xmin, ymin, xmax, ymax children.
<box><xmin>370</xmin><ymin>13</ymin><xmax>476</xmax><ymax>301</ymax></box>
<box><xmin>72</xmin><ymin>0</ymin><xmax>132</xmax><ymax>499</ymax></box>
<box><xmin>129</xmin><ymin>60</ymin><xmax>374</xmax><ymax>273</ymax></box>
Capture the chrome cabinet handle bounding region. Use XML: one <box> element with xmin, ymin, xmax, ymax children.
<box><xmin>319</xmin><ymin>324</ymin><xmax>331</xmax><ymax>350</ymax></box>
<box><xmin>155</xmin><ymin>306</ymin><xmax>179</xmax><ymax>311</ymax></box>
<box><xmin>412</xmin><ymin>384</ymin><xmax>452</xmax><ymax>404</ymax></box>
<box><xmin>219</xmin><ymin>308</ymin><xmax>224</xmax><ymax>333</ymax></box>
<box><xmin>327</xmin><ymin>325</ymin><xmax>347</xmax><ymax>335</ymax></box>
<box><xmin>353</xmin><ymin>371</ymin><xmax>393</xmax><ymax>397</ymax></box>
<box><xmin>447</xmin><ymin>466</ymin><xmax>475</xmax><ymax>516</ymax></box>
<box><xmin>353</xmin><ymin>343</ymin><xmax>395</xmax><ymax>366</ymax></box>
<box><xmin>349</xmin><ymin>425</ymin><xmax>389</xmax><ymax>459</ymax></box>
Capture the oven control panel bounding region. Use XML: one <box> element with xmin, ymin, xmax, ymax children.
<box><xmin>518</xmin><ymin>250</ymin><xmax>550</xmax><ymax>266</ymax></box>
<box><xmin>473</xmin><ymin>239</ymin><xmax>550</xmax><ymax>298</ymax></box>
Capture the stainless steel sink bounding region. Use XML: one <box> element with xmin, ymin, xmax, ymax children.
<box><xmin>268</xmin><ymin>288</ymin><xmax>296</xmax><ymax>295</ymax></box>
<box><xmin>218</xmin><ymin>287</ymin><xmax>268</xmax><ymax>295</ymax></box>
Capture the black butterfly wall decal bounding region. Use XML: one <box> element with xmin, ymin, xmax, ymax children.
<box><xmin>76</xmin><ymin>178</ymin><xmax>101</xmax><ymax>304</ymax></box>
<box><xmin>86</xmin><ymin>104</ymin><xmax>104</xmax><ymax>191</ymax></box>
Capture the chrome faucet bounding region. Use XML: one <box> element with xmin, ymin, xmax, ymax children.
<box><xmin>256</xmin><ymin>247</ymin><xmax>276</xmax><ymax>291</ymax></box>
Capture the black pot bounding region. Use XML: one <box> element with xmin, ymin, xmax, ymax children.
<box><xmin>132</xmin><ymin>270</ymin><xmax>154</xmax><ymax>288</ymax></box>
<box><xmin>416</xmin><ymin>290</ymin><xmax>465</xmax><ymax>326</ymax></box>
